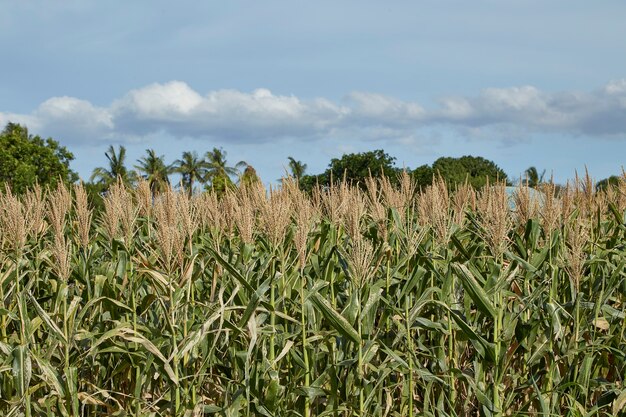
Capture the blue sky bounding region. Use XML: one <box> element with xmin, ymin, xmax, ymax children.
<box><xmin>2</xmin><ymin>0</ymin><xmax>626</xmax><ymax>184</ymax></box>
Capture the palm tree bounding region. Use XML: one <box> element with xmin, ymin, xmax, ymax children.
<box><xmin>287</xmin><ymin>156</ymin><xmax>307</xmax><ymax>181</ymax></box>
<box><xmin>90</xmin><ymin>145</ymin><xmax>136</xmax><ymax>186</ymax></box>
<box><xmin>174</xmin><ymin>151</ymin><xmax>208</xmax><ymax>196</ymax></box>
<box><xmin>135</xmin><ymin>149</ymin><xmax>172</xmax><ymax>193</ymax></box>
<box><xmin>204</xmin><ymin>147</ymin><xmax>246</xmax><ymax>191</ymax></box>
<box><xmin>524</xmin><ymin>166</ymin><xmax>546</xmax><ymax>188</ymax></box>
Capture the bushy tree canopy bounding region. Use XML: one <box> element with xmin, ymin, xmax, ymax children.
<box><xmin>300</xmin><ymin>149</ymin><xmax>400</xmax><ymax>191</ymax></box>
<box><xmin>411</xmin><ymin>164</ymin><xmax>434</xmax><ymax>189</ymax></box>
<box><xmin>328</xmin><ymin>149</ymin><xmax>398</xmax><ymax>183</ymax></box>
<box><xmin>0</xmin><ymin>122</ymin><xmax>77</xmax><ymax>194</ymax></box>
<box><xmin>240</xmin><ymin>165</ymin><xmax>261</xmax><ymax>188</ymax></box>
<box><xmin>431</xmin><ymin>155</ymin><xmax>508</xmax><ymax>188</ymax></box>
<box><xmin>596</xmin><ymin>175</ymin><xmax>621</xmax><ymax>191</ymax></box>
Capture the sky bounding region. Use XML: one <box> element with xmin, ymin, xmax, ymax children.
<box><xmin>1</xmin><ymin>0</ymin><xmax>626</xmax><ymax>185</ymax></box>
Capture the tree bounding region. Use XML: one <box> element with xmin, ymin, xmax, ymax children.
<box><xmin>90</xmin><ymin>145</ymin><xmax>136</xmax><ymax>186</ymax></box>
<box><xmin>432</xmin><ymin>155</ymin><xmax>507</xmax><ymax>189</ymax></box>
<box><xmin>208</xmin><ymin>174</ymin><xmax>235</xmax><ymax>196</ymax></box>
<box><xmin>83</xmin><ymin>181</ymin><xmax>107</xmax><ymax>213</ymax></box>
<box><xmin>174</xmin><ymin>151</ymin><xmax>208</xmax><ymax>196</ymax></box>
<box><xmin>298</xmin><ymin>149</ymin><xmax>401</xmax><ymax>192</ymax></box>
<box><xmin>300</xmin><ymin>149</ymin><xmax>400</xmax><ymax>192</ymax></box>
<box><xmin>328</xmin><ymin>150</ymin><xmax>398</xmax><ymax>185</ymax></box>
<box><xmin>524</xmin><ymin>166</ymin><xmax>546</xmax><ymax>188</ymax></box>
<box><xmin>240</xmin><ymin>164</ymin><xmax>261</xmax><ymax>188</ymax></box>
<box><xmin>298</xmin><ymin>174</ymin><xmax>322</xmax><ymax>194</ymax></box>
<box><xmin>204</xmin><ymin>147</ymin><xmax>246</xmax><ymax>194</ymax></box>
<box><xmin>411</xmin><ymin>164</ymin><xmax>434</xmax><ymax>189</ymax></box>
<box><xmin>287</xmin><ymin>156</ymin><xmax>307</xmax><ymax>181</ymax></box>
<box><xmin>135</xmin><ymin>149</ymin><xmax>172</xmax><ymax>193</ymax></box>
<box><xmin>0</xmin><ymin>122</ymin><xmax>77</xmax><ymax>194</ymax></box>
<box><xmin>596</xmin><ymin>175</ymin><xmax>621</xmax><ymax>191</ymax></box>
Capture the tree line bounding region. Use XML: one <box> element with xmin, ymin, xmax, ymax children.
<box><xmin>88</xmin><ymin>145</ymin><xmax>256</xmax><ymax>195</ymax></box>
<box><xmin>0</xmin><ymin>122</ymin><xmax>619</xmax><ymax>202</ymax></box>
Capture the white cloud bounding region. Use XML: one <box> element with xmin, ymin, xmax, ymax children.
<box><xmin>433</xmin><ymin>82</ymin><xmax>626</xmax><ymax>137</ymax></box>
<box><xmin>109</xmin><ymin>82</ymin><xmax>349</xmax><ymax>141</ymax></box>
<box><xmin>35</xmin><ymin>97</ymin><xmax>113</xmax><ymax>141</ymax></box>
<box><xmin>2</xmin><ymin>79</ymin><xmax>626</xmax><ymax>145</ymax></box>
<box><xmin>344</xmin><ymin>92</ymin><xmax>425</xmax><ymax>123</ymax></box>
<box><xmin>0</xmin><ymin>112</ymin><xmax>38</xmax><ymax>130</ymax></box>
<box><xmin>1</xmin><ymin>97</ymin><xmax>112</xmax><ymax>143</ymax></box>
<box><xmin>605</xmin><ymin>79</ymin><xmax>626</xmax><ymax>94</ymax></box>
<box><xmin>113</xmin><ymin>81</ymin><xmax>203</xmax><ymax>119</ymax></box>
<box><xmin>437</xmin><ymin>97</ymin><xmax>474</xmax><ymax>120</ymax></box>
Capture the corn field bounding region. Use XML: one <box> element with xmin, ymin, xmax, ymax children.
<box><xmin>0</xmin><ymin>173</ymin><xmax>625</xmax><ymax>416</ymax></box>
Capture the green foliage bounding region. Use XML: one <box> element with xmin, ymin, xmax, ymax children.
<box><xmin>0</xmin><ymin>122</ymin><xmax>77</xmax><ymax>194</ymax></box>
<box><xmin>83</xmin><ymin>181</ymin><xmax>107</xmax><ymax>212</ymax></box>
<box><xmin>328</xmin><ymin>149</ymin><xmax>399</xmax><ymax>185</ymax></box>
<box><xmin>524</xmin><ymin>166</ymin><xmax>546</xmax><ymax>188</ymax></box>
<box><xmin>239</xmin><ymin>165</ymin><xmax>261</xmax><ymax>188</ymax></box>
<box><xmin>300</xmin><ymin>151</ymin><xmax>508</xmax><ymax>193</ymax></box>
<box><xmin>409</xmin><ymin>155</ymin><xmax>506</xmax><ymax>190</ymax></box>
<box><xmin>596</xmin><ymin>175</ymin><xmax>621</xmax><ymax>191</ymax></box>
<box><xmin>204</xmin><ymin>147</ymin><xmax>246</xmax><ymax>195</ymax></box>
<box><xmin>411</xmin><ymin>164</ymin><xmax>434</xmax><ymax>189</ymax></box>
<box><xmin>204</xmin><ymin>172</ymin><xmax>234</xmax><ymax>196</ymax></box>
<box><xmin>301</xmin><ymin>149</ymin><xmax>400</xmax><ymax>191</ymax></box>
<box><xmin>298</xmin><ymin>173</ymin><xmax>322</xmax><ymax>193</ymax></box>
<box><xmin>205</xmin><ymin>147</ymin><xmax>245</xmax><ymax>180</ymax></box>
<box><xmin>135</xmin><ymin>149</ymin><xmax>172</xmax><ymax>193</ymax></box>
<box><xmin>287</xmin><ymin>156</ymin><xmax>307</xmax><ymax>181</ymax></box>
<box><xmin>432</xmin><ymin>155</ymin><xmax>508</xmax><ymax>188</ymax></box>
<box><xmin>0</xmin><ymin>180</ymin><xmax>624</xmax><ymax>416</ymax></box>
<box><xmin>90</xmin><ymin>145</ymin><xmax>137</xmax><ymax>187</ymax></box>
<box><xmin>174</xmin><ymin>151</ymin><xmax>208</xmax><ymax>195</ymax></box>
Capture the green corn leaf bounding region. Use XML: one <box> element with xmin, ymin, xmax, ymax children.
<box><xmin>31</xmin><ymin>352</ymin><xmax>65</xmax><ymax>396</ymax></box>
<box><xmin>12</xmin><ymin>344</ymin><xmax>31</xmax><ymax>397</ymax></box>
<box><xmin>28</xmin><ymin>294</ymin><xmax>67</xmax><ymax>344</ymax></box>
<box><xmin>310</xmin><ymin>292</ymin><xmax>360</xmax><ymax>344</ymax></box>
<box><xmin>207</xmin><ymin>247</ymin><xmax>255</xmax><ymax>294</ymax></box>
<box><xmin>381</xmin><ymin>345</ymin><xmax>409</xmax><ymax>369</ymax></box>
<box><xmin>138</xmin><ymin>268</ymin><xmax>172</xmax><ymax>293</ymax></box>
<box><xmin>0</xmin><ymin>308</ymin><xmax>18</xmax><ymax>321</ymax></box>
<box><xmin>452</xmin><ymin>263</ymin><xmax>497</xmax><ymax>319</ymax></box>
<box><xmin>177</xmin><ymin>304</ymin><xmax>221</xmax><ymax>358</ymax></box>
<box><xmin>90</xmin><ymin>325</ymin><xmax>178</xmax><ymax>385</ymax></box>
<box><xmin>64</xmin><ymin>366</ymin><xmax>79</xmax><ymax>417</ymax></box>
<box><xmin>237</xmin><ymin>279</ymin><xmax>269</xmax><ymax>329</ymax></box>
<box><xmin>449</xmin><ymin>310</ymin><xmax>495</xmax><ymax>362</ymax></box>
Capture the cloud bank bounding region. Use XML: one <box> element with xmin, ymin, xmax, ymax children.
<box><xmin>2</xmin><ymin>80</ymin><xmax>626</xmax><ymax>145</ymax></box>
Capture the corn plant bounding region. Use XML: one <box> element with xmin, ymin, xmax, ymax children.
<box><xmin>0</xmin><ymin>174</ymin><xmax>624</xmax><ymax>416</ymax></box>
